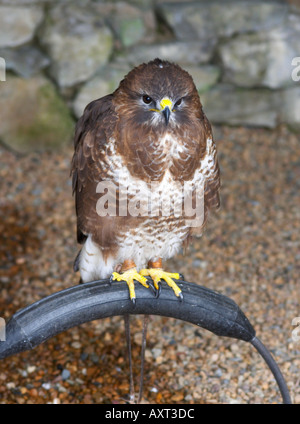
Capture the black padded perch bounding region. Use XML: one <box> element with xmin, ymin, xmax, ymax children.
<box><xmin>0</xmin><ymin>279</ymin><xmax>292</xmax><ymax>404</ymax></box>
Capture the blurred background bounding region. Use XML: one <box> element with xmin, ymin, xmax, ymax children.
<box><xmin>0</xmin><ymin>0</ymin><xmax>299</xmax><ymax>404</ymax></box>
<box><xmin>0</xmin><ymin>0</ymin><xmax>299</xmax><ymax>152</ymax></box>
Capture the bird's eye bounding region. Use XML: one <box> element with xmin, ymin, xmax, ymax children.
<box><xmin>175</xmin><ymin>98</ymin><xmax>182</xmax><ymax>107</ymax></box>
<box><xmin>143</xmin><ymin>95</ymin><xmax>152</xmax><ymax>104</ymax></box>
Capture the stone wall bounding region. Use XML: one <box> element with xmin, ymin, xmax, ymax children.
<box><xmin>0</xmin><ymin>0</ymin><xmax>299</xmax><ymax>152</ymax></box>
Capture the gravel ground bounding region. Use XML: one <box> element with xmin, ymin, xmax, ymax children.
<box><xmin>0</xmin><ymin>126</ymin><xmax>299</xmax><ymax>404</ymax></box>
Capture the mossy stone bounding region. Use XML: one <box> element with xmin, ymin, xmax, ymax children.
<box><xmin>0</xmin><ymin>75</ymin><xmax>74</xmax><ymax>153</ymax></box>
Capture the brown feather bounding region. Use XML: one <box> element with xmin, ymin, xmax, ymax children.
<box><xmin>71</xmin><ymin>59</ymin><xmax>220</xmax><ymax>270</ymax></box>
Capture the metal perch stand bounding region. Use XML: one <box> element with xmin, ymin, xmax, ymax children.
<box><xmin>0</xmin><ymin>279</ymin><xmax>292</xmax><ymax>404</ymax></box>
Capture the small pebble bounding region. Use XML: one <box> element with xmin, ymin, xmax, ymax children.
<box><xmin>71</xmin><ymin>341</ymin><xmax>82</xmax><ymax>349</ymax></box>
<box><xmin>26</xmin><ymin>366</ymin><xmax>36</xmax><ymax>374</ymax></box>
<box><xmin>6</xmin><ymin>382</ymin><xmax>16</xmax><ymax>389</ymax></box>
<box><xmin>42</xmin><ymin>383</ymin><xmax>51</xmax><ymax>390</ymax></box>
<box><xmin>61</xmin><ymin>369</ymin><xmax>71</xmax><ymax>381</ymax></box>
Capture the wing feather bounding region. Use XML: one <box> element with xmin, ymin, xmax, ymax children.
<box><xmin>190</xmin><ymin>115</ymin><xmax>220</xmax><ymax>237</ymax></box>
<box><xmin>71</xmin><ymin>94</ymin><xmax>116</xmax><ymax>246</ymax></box>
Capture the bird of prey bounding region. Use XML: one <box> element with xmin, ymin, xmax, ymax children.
<box><xmin>71</xmin><ymin>58</ymin><xmax>220</xmax><ymax>400</ymax></box>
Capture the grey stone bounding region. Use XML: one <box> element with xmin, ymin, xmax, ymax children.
<box><xmin>157</xmin><ymin>1</ymin><xmax>216</xmax><ymax>43</ymax></box>
<box><xmin>0</xmin><ymin>0</ymin><xmax>58</xmax><ymax>3</ymax></box>
<box><xmin>124</xmin><ymin>0</ymin><xmax>154</xmax><ymax>6</ymax></box>
<box><xmin>219</xmin><ymin>23</ymin><xmax>300</xmax><ymax>89</ymax></box>
<box><xmin>279</xmin><ymin>87</ymin><xmax>300</xmax><ymax>131</ymax></box>
<box><xmin>0</xmin><ymin>75</ymin><xmax>74</xmax><ymax>153</ymax></box>
<box><xmin>209</xmin><ymin>0</ymin><xmax>288</xmax><ymax>37</ymax></box>
<box><xmin>73</xmin><ymin>64</ymin><xmax>131</xmax><ymax>118</ymax></box>
<box><xmin>0</xmin><ymin>45</ymin><xmax>50</xmax><ymax>78</ymax></box>
<box><xmin>0</xmin><ymin>5</ymin><xmax>44</xmax><ymax>48</ymax></box>
<box><xmin>184</xmin><ymin>65</ymin><xmax>220</xmax><ymax>93</ymax></box>
<box><xmin>39</xmin><ymin>4</ymin><xmax>114</xmax><ymax>88</ymax></box>
<box><xmin>107</xmin><ymin>2</ymin><xmax>156</xmax><ymax>47</ymax></box>
<box><xmin>264</xmin><ymin>25</ymin><xmax>300</xmax><ymax>89</ymax></box>
<box><xmin>201</xmin><ymin>84</ymin><xmax>279</xmax><ymax>128</ymax></box>
<box><xmin>121</xmin><ymin>40</ymin><xmax>215</xmax><ymax>67</ymax></box>
<box><xmin>219</xmin><ymin>34</ymin><xmax>269</xmax><ymax>88</ymax></box>
<box><xmin>157</xmin><ymin>1</ymin><xmax>288</xmax><ymax>39</ymax></box>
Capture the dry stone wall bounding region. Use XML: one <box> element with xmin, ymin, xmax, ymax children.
<box><xmin>0</xmin><ymin>0</ymin><xmax>299</xmax><ymax>152</ymax></box>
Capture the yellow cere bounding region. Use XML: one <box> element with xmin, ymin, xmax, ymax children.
<box><xmin>160</xmin><ymin>98</ymin><xmax>173</xmax><ymax>111</ymax></box>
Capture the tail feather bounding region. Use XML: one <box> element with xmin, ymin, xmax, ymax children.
<box><xmin>73</xmin><ymin>249</ymin><xmax>81</xmax><ymax>272</ymax></box>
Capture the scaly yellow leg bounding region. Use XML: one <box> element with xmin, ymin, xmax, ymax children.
<box><xmin>139</xmin><ymin>258</ymin><xmax>182</xmax><ymax>299</ymax></box>
<box><xmin>111</xmin><ymin>260</ymin><xmax>149</xmax><ymax>303</ymax></box>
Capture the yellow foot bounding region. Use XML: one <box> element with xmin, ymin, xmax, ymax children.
<box><xmin>111</xmin><ymin>268</ymin><xmax>149</xmax><ymax>303</ymax></box>
<box><xmin>139</xmin><ymin>268</ymin><xmax>182</xmax><ymax>300</ymax></box>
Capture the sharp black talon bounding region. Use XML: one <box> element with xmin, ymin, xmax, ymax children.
<box><xmin>147</xmin><ymin>279</ymin><xmax>157</xmax><ymax>297</ymax></box>
<box><xmin>155</xmin><ymin>283</ymin><xmax>161</xmax><ymax>298</ymax></box>
<box><xmin>131</xmin><ymin>297</ymin><xmax>136</xmax><ymax>307</ymax></box>
<box><xmin>179</xmin><ymin>273</ymin><xmax>185</xmax><ymax>281</ymax></box>
<box><xmin>178</xmin><ymin>292</ymin><xmax>183</xmax><ymax>302</ymax></box>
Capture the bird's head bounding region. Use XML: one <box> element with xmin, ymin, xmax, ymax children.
<box><xmin>114</xmin><ymin>59</ymin><xmax>202</xmax><ymax>130</ymax></box>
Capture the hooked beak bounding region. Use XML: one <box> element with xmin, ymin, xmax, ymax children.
<box><xmin>162</xmin><ymin>106</ymin><xmax>170</xmax><ymax>125</ymax></box>
<box><xmin>160</xmin><ymin>98</ymin><xmax>172</xmax><ymax>125</ymax></box>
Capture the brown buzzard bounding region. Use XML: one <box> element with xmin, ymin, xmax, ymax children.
<box><xmin>71</xmin><ymin>58</ymin><xmax>220</xmax><ymax>302</ymax></box>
